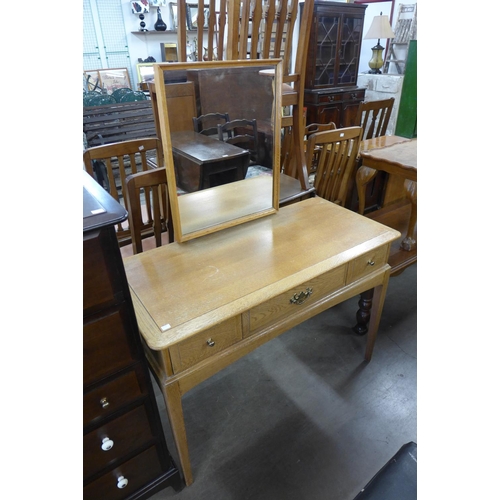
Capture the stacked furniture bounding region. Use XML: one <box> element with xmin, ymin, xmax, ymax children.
<box><xmin>83</xmin><ymin>171</ymin><xmax>182</xmax><ymax>499</ymax></box>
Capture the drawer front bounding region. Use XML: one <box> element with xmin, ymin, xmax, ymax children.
<box><xmin>340</xmin><ymin>89</ymin><xmax>365</xmax><ymax>101</ymax></box>
<box><xmin>83</xmin><ymin>369</ymin><xmax>143</xmax><ymax>427</ymax></box>
<box><xmin>83</xmin><ymin>228</ymin><xmax>124</xmax><ymax>315</ymax></box>
<box><xmin>83</xmin><ymin>446</ymin><xmax>163</xmax><ymax>500</ymax></box>
<box><xmin>83</xmin><ymin>306</ymin><xmax>136</xmax><ymax>387</ymax></box>
<box><xmin>169</xmin><ymin>316</ymin><xmax>242</xmax><ymax>374</ymax></box>
<box><xmin>317</xmin><ymin>92</ymin><xmax>343</xmax><ymax>104</ymax></box>
<box><xmin>346</xmin><ymin>245</ymin><xmax>389</xmax><ymax>284</ymax></box>
<box><xmin>83</xmin><ymin>405</ymin><xmax>153</xmax><ymax>479</ymax></box>
<box><xmin>249</xmin><ymin>265</ymin><xmax>346</xmax><ymax>335</ymax></box>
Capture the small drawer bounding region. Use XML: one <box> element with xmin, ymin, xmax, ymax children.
<box><xmin>248</xmin><ymin>265</ymin><xmax>346</xmax><ymax>335</ymax></box>
<box><xmin>341</xmin><ymin>90</ymin><xmax>365</xmax><ymax>101</ymax></box>
<box><xmin>346</xmin><ymin>245</ymin><xmax>389</xmax><ymax>284</ymax></box>
<box><xmin>317</xmin><ymin>92</ymin><xmax>342</xmax><ymax>104</ymax></box>
<box><xmin>169</xmin><ymin>316</ymin><xmax>242</xmax><ymax>374</ymax></box>
<box><xmin>83</xmin><ymin>446</ymin><xmax>163</xmax><ymax>500</ymax></box>
<box><xmin>83</xmin><ymin>405</ymin><xmax>153</xmax><ymax>479</ymax></box>
<box><xmin>83</xmin><ymin>369</ymin><xmax>144</xmax><ymax>427</ymax></box>
<box><xmin>83</xmin><ymin>306</ymin><xmax>136</xmax><ymax>387</ymax></box>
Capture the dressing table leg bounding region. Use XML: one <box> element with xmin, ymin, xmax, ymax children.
<box><xmin>364</xmin><ymin>268</ymin><xmax>391</xmax><ymax>361</ymax></box>
<box><xmin>352</xmin><ymin>289</ymin><xmax>374</xmax><ymax>336</ymax></box>
<box><xmin>163</xmin><ymin>381</ymin><xmax>194</xmax><ymax>486</ymax></box>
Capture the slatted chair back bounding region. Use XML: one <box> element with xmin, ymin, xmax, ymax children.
<box><xmin>304</xmin><ymin>122</ymin><xmax>337</xmax><ymax>175</ymax></box>
<box><xmin>306</xmin><ymin>126</ymin><xmax>363</xmax><ymax>207</ymax></box>
<box><xmin>193</xmin><ymin>112</ymin><xmax>230</xmax><ymax>136</ymax></box>
<box><xmin>217</xmin><ymin>118</ymin><xmax>259</xmax><ymax>163</ymax></box>
<box><xmin>356</xmin><ymin>98</ymin><xmax>395</xmax><ymax>140</ymax></box>
<box><xmin>83</xmin><ymin>137</ymin><xmax>163</xmax><ymax>245</ymax></box>
<box><xmin>125</xmin><ymin>167</ymin><xmax>174</xmax><ymax>254</ymax></box>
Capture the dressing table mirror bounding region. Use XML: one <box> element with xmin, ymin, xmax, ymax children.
<box><xmin>152</xmin><ymin>59</ymin><xmax>283</xmax><ymax>242</ymax></box>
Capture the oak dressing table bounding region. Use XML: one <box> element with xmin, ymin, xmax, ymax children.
<box><xmin>123</xmin><ymin>196</ymin><xmax>400</xmax><ymax>485</ymax></box>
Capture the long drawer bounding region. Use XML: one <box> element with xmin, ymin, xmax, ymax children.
<box><xmin>248</xmin><ymin>265</ymin><xmax>347</xmax><ymax>336</ymax></box>
<box><xmin>83</xmin><ymin>405</ymin><xmax>154</xmax><ymax>479</ymax></box>
<box><xmin>83</xmin><ymin>446</ymin><xmax>163</xmax><ymax>500</ymax></box>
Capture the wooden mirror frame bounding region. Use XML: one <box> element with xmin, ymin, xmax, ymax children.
<box><xmin>153</xmin><ymin>59</ymin><xmax>283</xmax><ymax>242</ymax></box>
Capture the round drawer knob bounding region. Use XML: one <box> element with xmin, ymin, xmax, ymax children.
<box><xmin>101</xmin><ymin>437</ymin><xmax>114</xmax><ymax>451</ymax></box>
<box><xmin>100</xmin><ymin>397</ymin><xmax>109</xmax><ymax>408</ymax></box>
<box><xmin>207</xmin><ymin>338</ymin><xmax>215</xmax><ymax>347</ymax></box>
<box><xmin>368</xmin><ymin>260</ymin><xmax>375</xmax><ymax>266</ymax></box>
<box><xmin>117</xmin><ymin>476</ymin><xmax>128</xmax><ymax>489</ymax></box>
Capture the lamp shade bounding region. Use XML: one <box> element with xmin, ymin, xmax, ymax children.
<box><xmin>364</xmin><ymin>15</ymin><xmax>395</xmax><ymax>40</ymax></box>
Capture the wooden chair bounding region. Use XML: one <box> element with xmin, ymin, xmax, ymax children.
<box><xmin>83</xmin><ymin>137</ymin><xmax>163</xmax><ymax>246</ymax></box>
<box><xmin>175</xmin><ymin>0</ymin><xmax>315</xmax><ymax>199</ymax></box>
<box><xmin>306</xmin><ymin>126</ymin><xmax>363</xmax><ymax>207</ymax></box>
<box><xmin>125</xmin><ymin>167</ymin><xmax>174</xmax><ymax>254</ymax></box>
<box><xmin>217</xmin><ymin>118</ymin><xmax>259</xmax><ymax>164</ymax></box>
<box><xmin>193</xmin><ymin>112</ymin><xmax>230</xmax><ymax>136</ymax></box>
<box><xmin>304</xmin><ymin>121</ymin><xmax>336</xmax><ymax>176</ymax></box>
<box><xmin>355</xmin><ymin>98</ymin><xmax>396</xmax><ymax>214</ymax></box>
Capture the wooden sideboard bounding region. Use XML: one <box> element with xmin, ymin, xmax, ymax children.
<box><xmin>123</xmin><ymin>196</ymin><xmax>401</xmax><ymax>485</ymax></box>
<box><xmin>83</xmin><ymin>171</ymin><xmax>183</xmax><ymax>499</ymax></box>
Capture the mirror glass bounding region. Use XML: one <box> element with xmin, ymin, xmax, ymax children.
<box><xmin>153</xmin><ymin>59</ymin><xmax>282</xmax><ymax>242</ymax></box>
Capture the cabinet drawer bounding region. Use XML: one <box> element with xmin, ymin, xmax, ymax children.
<box><xmin>83</xmin><ymin>369</ymin><xmax>143</xmax><ymax>427</ymax></box>
<box><xmin>169</xmin><ymin>316</ymin><xmax>242</xmax><ymax>374</ymax></box>
<box><xmin>83</xmin><ymin>306</ymin><xmax>136</xmax><ymax>387</ymax></box>
<box><xmin>340</xmin><ymin>89</ymin><xmax>365</xmax><ymax>101</ymax></box>
<box><xmin>249</xmin><ymin>265</ymin><xmax>346</xmax><ymax>335</ymax></box>
<box><xmin>83</xmin><ymin>228</ymin><xmax>124</xmax><ymax>315</ymax></box>
<box><xmin>83</xmin><ymin>405</ymin><xmax>153</xmax><ymax>479</ymax></box>
<box><xmin>83</xmin><ymin>446</ymin><xmax>163</xmax><ymax>500</ymax></box>
<box><xmin>346</xmin><ymin>245</ymin><xmax>389</xmax><ymax>284</ymax></box>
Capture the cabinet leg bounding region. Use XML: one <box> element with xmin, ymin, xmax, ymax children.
<box><xmin>163</xmin><ymin>381</ymin><xmax>194</xmax><ymax>486</ymax></box>
<box><xmin>352</xmin><ymin>288</ymin><xmax>374</xmax><ymax>335</ymax></box>
<box><xmin>401</xmin><ymin>179</ymin><xmax>417</xmax><ymax>251</ymax></box>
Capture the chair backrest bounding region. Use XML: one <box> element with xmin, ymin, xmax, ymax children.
<box><xmin>193</xmin><ymin>112</ymin><xmax>230</xmax><ymax>136</ymax></box>
<box><xmin>83</xmin><ymin>137</ymin><xmax>163</xmax><ymax>244</ymax></box>
<box><xmin>304</xmin><ymin>122</ymin><xmax>337</xmax><ymax>175</ymax></box>
<box><xmin>125</xmin><ymin>167</ymin><xmax>173</xmax><ymax>254</ymax></box>
<box><xmin>306</xmin><ymin>126</ymin><xmax>363</xmax><ymax>206</ymax></box>
<box><xmin>217</xmin><ymin>118</ymin><xmax>259</xmax><ymax>163</ymax></box>
<box><xmin>355</xmin><ymin>98</ymin><xmax>395</xmax><ymax>140</ymax></box>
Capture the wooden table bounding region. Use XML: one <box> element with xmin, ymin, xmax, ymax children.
<box><xmin>123</xmin><ymin>197</ymin><xmax>400</xmax><ymax>485</ymax></box>
<box><xmin>171</xmin><ymin>131</ymin><xmax>250</xmax><ymax>193</ymax></box>
<box><xmin>358</xmin><ymin>137</ymin><xmax>417</xmax><ymax>252</ymax></box>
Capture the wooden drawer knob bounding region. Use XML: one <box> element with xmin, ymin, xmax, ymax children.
<box><xmin>101</xmin><ymin>437</ymin><xmax>114</xmax><ymax>451</ymax></box>
<box><xmin>117</xmin><ymin>476</ymin><xmax>128</xmax><ymax>489</ymax></box>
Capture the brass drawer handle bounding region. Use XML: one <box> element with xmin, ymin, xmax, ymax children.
<box><xmin>206</xmin><ymin>338</ymin><xmax>215</xmax><ymax>347</ymax></box>
<box><xmin>290</xmin><ymin>287</ymin><xmax>313</xmax><ymax>305</ymax></box>
<box><xmin>368</xmin><ymin>260</ymin><xmax>375</xmax><ymax>266</ymax></box>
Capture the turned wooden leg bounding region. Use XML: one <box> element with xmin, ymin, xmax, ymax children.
<box><xmin>356</xmin><ymin>165</ymin><xmax>378</xmax><ymax>214</ymax></box>
<box><xmin>401</xmin><ymin>179</ymin><xmax>417</xmax><ymax>251</ymax></box>
<box><xmin>163</xmin><ymin>381</ymin><xmax>194</xmax><ymax>486</ymax></box>
<box><xmin>352</xmin><ymin>288</ymin><xmax>374</xmax><ymax>335</ymax></box>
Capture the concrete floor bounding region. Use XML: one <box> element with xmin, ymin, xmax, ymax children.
<box><xmin>149</xmin><ymin>264</ymin><xmax>417</xmax><ymax>500</ymax></box>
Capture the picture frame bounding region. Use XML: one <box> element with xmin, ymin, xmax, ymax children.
<box><xmin>131</xmin><ymin>1</ymin><xmax>149</xmax><ymax>14</ymax></box>
<box><xmin>187</xmin><ymin>3</ymin><xmax>209</xmax><ymax>30</ymax></box>
<box><xmin>136</xmin><ymin>63</ymin><xmax>155</xmax><ymax>83</ymax></box>
<box><xmin>84</xmin><ymin>68</ymin><xmax>131</xmax><ymax>94</ymax></box>
<box><xmin>160</xmin><ymin>42</ymin><xmax>178</xmax><ymax>62</ymax></box>
<box><xmin>169</xmin><ymin>2</ymin><xmax>177</xmax><ymax>29</ymax></box>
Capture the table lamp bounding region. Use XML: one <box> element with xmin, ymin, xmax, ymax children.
<box><xmin>364</xmin><ymin>12</ymin><xmax>395</xmax><ymax>74</ymax></box>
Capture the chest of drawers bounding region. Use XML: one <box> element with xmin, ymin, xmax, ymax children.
<box><xmin>83</xmin><ymin>171</ymin><xmax>183</xmax><ymax>498</ymax></box>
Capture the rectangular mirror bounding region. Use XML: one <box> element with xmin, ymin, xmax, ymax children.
<box><xmin>153</xmin><ymin>59</ymin><xmax>282</xmax><ymax>242</ymax></box>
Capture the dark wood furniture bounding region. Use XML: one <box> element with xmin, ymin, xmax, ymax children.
<box><xmin>171</xmin><ymin>130</ymin><xmax>250</xmax><ymax>192</ymax></box>
<box><xmin>83</xmin><ymin>171</ymin><xmax>182</xmax><ymax>498</ymax></box>
<box><xmin>83</xmin><ymin>101</ymin><xmax>156</xmax><ymax>148</ymax></box>
<box><xmin>303</xmin><ymin>1</ymin><xmax>367</xmax><ymax>128</ymax></box>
